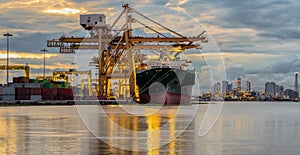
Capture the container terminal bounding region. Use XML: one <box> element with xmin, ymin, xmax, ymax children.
<box><xmin>0</xmin><ymin>4</ymin><xmax>207</xmax><ymax>105</ymax></box>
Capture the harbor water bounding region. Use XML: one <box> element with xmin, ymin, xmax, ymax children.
<box><xmin>0</xmin><ymin>102</ymin><xmax>300</xmax><ymax>155</ymax></box>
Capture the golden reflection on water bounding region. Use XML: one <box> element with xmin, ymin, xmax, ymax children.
<box><xmin>146</xmin><ymin>108</ymin><xmax>161</xmax><ymax>154</ymax></box>
<box><xmin>0</xmin><ymin>106</ymin><xmax>188</xmax><ymax>154</ymax></box>
<box><xmin>104</xmin><ymin>107</ymin><xmax>178</xmax><ymax>154</ymax></box>
<box><xmin>0</xmin><ymin>117</ymin><xmax>17</xmax><ymax>155</ymax></box>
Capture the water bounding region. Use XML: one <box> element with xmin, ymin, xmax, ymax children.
<box><xmin>0</xmin><ymin>102</ymin><xmax>300</xmax><ymax>155</ymax></box>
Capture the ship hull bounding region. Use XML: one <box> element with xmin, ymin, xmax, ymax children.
<box><xmin>136</xmin><ymin>68</ymin><xmax>195</xmax><ymax>105</ymax></box>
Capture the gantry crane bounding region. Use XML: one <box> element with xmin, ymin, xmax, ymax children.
<box><xmin>0</xmin><ymin>64</ymin><xmax>30</xmax><ymax>78</ymax></box>
<box><xmin>47</xmin><ymin>4</ymin><xmax>207</xmax><ymax>101</ymax></box>
<box><xmin>53</xmin><ymin>70</ymin><xmax>92</xmax><ymax>96</ymax></box>
<box><xmin>81</xmin><ymin>79</ymin><xmax>98</xmax><ymax>96</ymax></box>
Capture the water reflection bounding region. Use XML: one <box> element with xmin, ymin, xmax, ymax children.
<box><xmin>0</xmin><ymin>105</ymin><xmax>197</xmax><ymax>154</ymax></box>
<box><xmin>98</xmin><ymin>106</ymin><xmax>185</xmax><ymax>154</ymax></box>
<box><xmin>1</xmin><ymin>103</ymin><xmax>299</xmax><ymax>154</ymax></box>
<box><xmin>0</xmin><ymin>117</ymin><xmax>17</xmax><ymax>155</ymax></box>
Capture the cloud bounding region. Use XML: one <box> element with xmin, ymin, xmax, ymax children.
<box><xmin>258</xmin><ymin>28</ymin><xmax>300</xmax><ymax>40</ymax></box>
<box><xmin>247</xmin><ymin>54</ymin><xmax>300</xmax><ymax>74</ymax></box>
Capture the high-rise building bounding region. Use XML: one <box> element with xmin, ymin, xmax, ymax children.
<box><xmin>228</xmin><ymin>82</ymin><xmax>233</xmax><ymax>92</ymax></box>
<box><xmin>265</xmin><ymin>81</ymin><xmax>276</xmax><ymax>96</ymax></box>
<box><xmin>213</xmin><ymin>82</ymin><xmax>221</xmax><ymax>94</ymax></box>
<box><xmin>237</xmin><ymin>78</ymin><xmax>241</xmax><ymax>92</ymax></box>
<box><xmin>246</xmin><ymin>81</ymin><xmax>251</xmax><ymax>92</ymax></box>
<box><xmin>222</xmin><ymin>81</ymin><xmax>228</xmax><ymax>93</ymax></box>
<box><xmin>275</xmin><ymin>85</ymin><xmax>284</xmax><ymax>97</ymax></box>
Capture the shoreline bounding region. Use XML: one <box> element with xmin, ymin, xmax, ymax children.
<box><xmin>0</xmin><ymin>100</ymin><xmax>298</xmax><ymax>106</ymax></box>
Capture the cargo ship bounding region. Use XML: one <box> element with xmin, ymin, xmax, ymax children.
<box><xmin>135</xmin><ymin>54</ymin><xmax>195</xmax><ymax>105</ymax></box>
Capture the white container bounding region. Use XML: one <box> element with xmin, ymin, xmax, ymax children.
<box><xmin>24</xmin><ymin>83</ymin><xmax>41</xmax><ymax>88</ymax></box>
<box><xmin>30</xmin><ymin>95</ymin><xmax>42</xmax><ymax>101</ymax></box>
<box><xmin>2</xmin><ymin>95</ymin><xmax>15</xmax><ymax>100</ymax></box>
<box><xmin>9</xmin><ymin>83</ymin><xmax>24</xmax><ymax>88</ymax></box>
<box><xmin>2</xmin><ymin>87</ymin><xmax>15</xmax><ymax>95</ymax></box>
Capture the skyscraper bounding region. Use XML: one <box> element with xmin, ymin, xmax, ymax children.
<box><xmin>275</xmin><ymin>85</ymin><xmax>284</xmax><ymax>97</ymax></box>
<box><xmin>213</xmin><ymin>82</ymin><xmax>221</xmax><ymax>94</ymax></box>
<box><xmin>227</xmin><ymin>82</ymin><xmax>233</xmax><ymax>92</ymax></box>
<box><xmin>237</xmin><ymin>78</ymin><xmax>241</xmax><ymax>92</ymax></box>
<box><xmin>222</xmin><ymin>81</ymin><xmax>229</xmax><ymax>93</ymax></box>
<box><xmin>265</xmin><ymin>81</ymin><xmax>276</xmax><ymax>96</ymax></box>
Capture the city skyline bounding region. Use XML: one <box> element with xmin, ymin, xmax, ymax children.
<box><xmin>0</xmin><ymin>0</ymin><xmax>300</xmax><ymax>91</ymax></box>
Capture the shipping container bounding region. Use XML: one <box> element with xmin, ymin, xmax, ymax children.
<box><xmin>15</xmin><ymin>95</ymin><xmax>30</xmax><ymax>100</ymax></box>
<box><xmin>42</xmin><ymin>88</ymin><xmax>52</xmax><ymax>96</ymax></box>
<box><xmin>58</xmin><ymin>88</ymin><xmax>73</xmax><ymax>95</ymax></box>
<box><xmin>2</xmin><ymin>87</ymin><xmax>15</xmax><ymax>95</ymax></box>
<box><xmin>15</xmin><ymin>88</ymin><xmax>30</xmax><ymax>95</ymax></box>
<box><xmin>9</xmin><ymin>83</ymin><xmax>24</xmax><ymax>88</ymax></box>
<box><xmin>52</xmin><ymin>88</ymin><xmax>58</xmax><ymax>96</ymax></box>
<box><xmin>58</xmin><ymin>95</ymin><xmax>73</xmax><ymax>100</ymax></box>
<box><xmin>38</xmin><ymin>80</ymin><xmax>48</xmax><ymax>83</ymax></box>
<box><xmin>30</xmin><ymin>95</ymin><xmax>42</xmax><ymax>100</ymax></box>
<box><xmin>2</xmin><ymin>95</ymin><xmax>15</xmax><ymax>100</ymax></box>
<box><xmin>29</xmin><ymin>79</ymin><xmax>38</xmax><ymax>83</ymax></box>
<box><xmin>60</xmin><ymin>82</ymin><xmax>68</xmax><ymax>88</ymax></box>
<box><xmin>18</xmin><ymin>77</ymin><xmax>30</xmax><ymax>83</ymax></box>
<box><xmin>30</xmin><ymin>88</ymin><xmax>42</xmax><ymax>95</ymax></box>
<box><xmin>43</xmin><ymin>82</ymin><xmax>54</xmax><ymax>88</ymax></box>
<box><xmin>13</xmin><ymin>77</ymin><xmax>19</xmax><ymax>83</ymax></box>
<box><xmin>24</xmin><ymin>83</ymin><xmax>41</xmax><ymax>88</ymax></box>
<box><xmin>42</xmin><ymin>95</ymin><xmax>54</xmax><ymax>100</ymax></box>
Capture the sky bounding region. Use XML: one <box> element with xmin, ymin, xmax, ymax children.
<box><xmin>0</xmin><ymin>0</ymin><xmax>300</xmax><ymax>92</ymax></box>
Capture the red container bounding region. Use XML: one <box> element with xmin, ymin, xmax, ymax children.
<box><xmin>30</xmin><ymin>88</ymin><xmax>41</xmax><ymax>95</ymax></box>
<box><xmin>42</xmin><ymin>88</ymin><xmax>52</xmax><ymax>96</ymax></box>
<box><xmin>19</xmin><ymin>77</ymin><xmax>30</xmax><ymax>83</ymax></box>
<box><xmin>52</xmin><ymin>88</ymin><xmax>58</xmax><ymax>96</ymax></box>
<box><xmin>13</xmin><ymin>77</ymin><xmax>19</xmax><ymax>83</ymax></box>
<box><xmin>15</xmin><ymin>88</ymin><xmax>30</xmax><ymax>95</ymax></box>
<box><xmin>15</xmin><ymin>95</ymin><xmax>30</xmax><ymax>100</ymax></box>
<box><xmin>58</xmin><ymin>88</ymin><xmax>73</xmax><ymax>95</ymax></box>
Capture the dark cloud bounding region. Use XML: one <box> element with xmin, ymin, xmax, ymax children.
<box><xmin>205</xmin><ymin>0</ymin><xmax>300</xmax><ymax>39</ymax></box>
<box><xmin>258</xmin><ymin>28</ymin><xmax>300</xmax><ymax>40</ymax></box>
<box><xmin>0</xmin><ymin>32</ymin><xmax>62</xmax><ymax>53</ymax></box>
<box><xmin>246</xmin><ymin>55</ymin><xmax>300</xmax><ymax>74</ymax></box>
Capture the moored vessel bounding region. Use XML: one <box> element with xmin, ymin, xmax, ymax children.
<box><xmin>135</xmin><ymin>54</ymin><xmax>195</xmax><ymax>105</ymax></box>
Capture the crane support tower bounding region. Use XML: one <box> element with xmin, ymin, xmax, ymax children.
<box><xmin>0</xmin><ymin>64</ymin><xmax>30</xmax><ymax>78</ymax></box>
<box><xmin>47</xmin><ymin>4</ymin><xmax>207</xmax><ymax>101</ymax></box>
<box><xmin>53</xmin><ymin>70</ymin><xmax>92</xmax><ymax>96</ymax></box>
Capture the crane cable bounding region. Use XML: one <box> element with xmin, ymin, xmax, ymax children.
<box><xmin>133</xmin><ymin>10</ymin><xmax>185</xmax><ymax>38</ymax></box>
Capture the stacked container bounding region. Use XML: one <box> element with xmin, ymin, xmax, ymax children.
<box><xmin>58</xmin><ymin>88</ymin><xmax>73</xmax><ymax>100</ymax></box>
<box><xmin>30</xmin><ymin>88</ymin><xmax>42</xmax><ymax>101</ymax></box>
<box><xmin>42</xmin><ymin>88</ymin><xmax>53</xmax><ymax>100</ymax></box>
<box><xmin>15</xmin><ymin>88</ymin><xmax>30</xmax><ymax>100</ymax></box>
<box><xmin>1</xmin><ymin>87</ymin><xmax>15</xmax><ymax>100</ymax></box>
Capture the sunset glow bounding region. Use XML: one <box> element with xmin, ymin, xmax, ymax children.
<box><xmin>44</xmin><ymin>8</ymin><xmax>85</xmax><ymax>15</ymax></box>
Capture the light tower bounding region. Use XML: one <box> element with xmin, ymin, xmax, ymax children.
<box><xmin>3</xmin><ymin>33</ymin><xmax>13</xmax><ymax>84</ymax></box>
